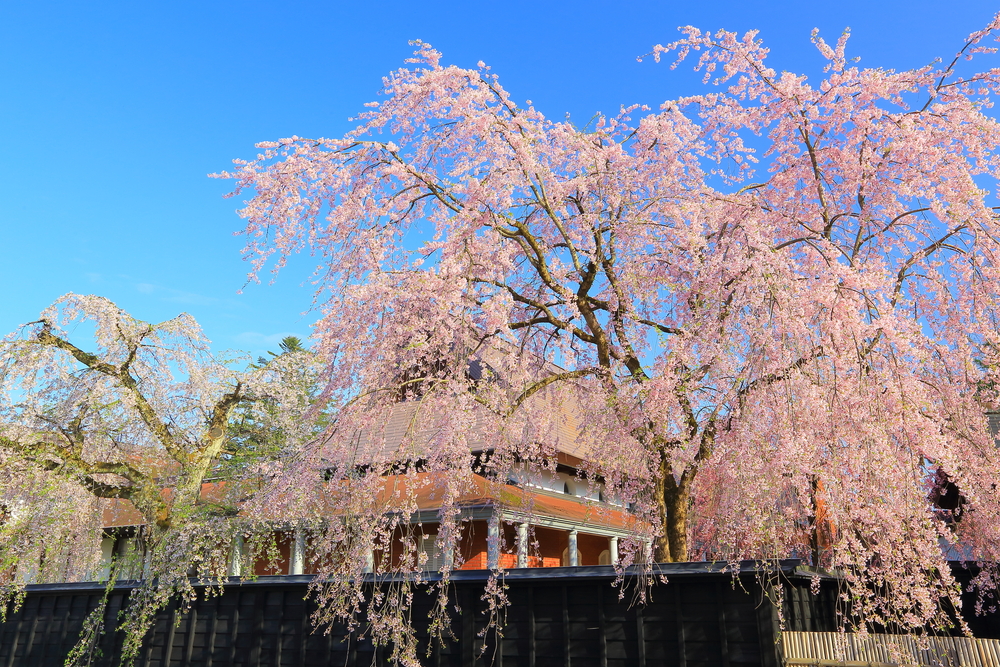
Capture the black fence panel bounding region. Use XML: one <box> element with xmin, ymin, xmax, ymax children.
<box><xmin>26</xmin><ymin>561</ymin><xmax>1000</xmax><ymax>666</ymax></box>
<box><xmin>779</xmin><ymin>563</ymin><xmax>1000</xmax><ymax>640</ymax></box>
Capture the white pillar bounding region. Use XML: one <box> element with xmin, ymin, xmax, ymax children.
<box><xmin>362</xmin><ymin>546</ymin><xmax>374</xmax><ymax>574</ymax></box>
<box><xmin>17</xmin><ymin>553</ymin><xmax>39</xmax><ymax>585</ymax></box>
<box><xmin>98</xmin><ymin>537</ymin><xmax>115</xmax><ymax>581</ymax></box>
<box><xmin>568</xmin><ymin>530</ymin><xmax>579</xmax><ymax>567</ymax></box>
<box><xmin>517</xmin><ymin>522</ymin><xmax>529</xmax><ymax>568</ymax></box>
<box><xmin>443</xmin><ymin>537</ymin><xmax>454</xmax><ymax>571</ymax></box>
<box><xmin>609</xmin><ymin>536</ymin><xmax>619</xmax><ymax>566</ymax></box>
<box><xmin>487</xmin><ymin>516</ymin><xmax>500</xmax><ymax>570</ymax></box>
<box><xmin>228</xmin><ymin>535</ymin><xmax>245</xmax><ymax>577</ymax></box>
<box><xmin>290</xmin><ymin>529</ymin><xmax>305</xmax><ymax>575</ymax></box>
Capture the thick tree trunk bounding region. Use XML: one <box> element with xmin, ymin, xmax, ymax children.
<box><xmin>807</xmin><ymin>475</ymin><xmax>833</xmax><ymax>567</ymax></box>
<box><xmin>653</xmin><ymin>457</ymin><xmax>690</xmax><ymax>563</ymax></box>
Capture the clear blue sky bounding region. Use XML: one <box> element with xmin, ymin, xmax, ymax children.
<box><xmin>2</xmin><ymin>0</ymin><xmax>996</xmax><ymax>359</ymax></box>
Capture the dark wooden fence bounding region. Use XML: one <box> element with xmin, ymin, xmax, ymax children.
<box><xmin>1</xmin><ymin>563</ymin><xmax>787</xmax><ymax>667</ymax></box>
<box><xmin>3</xmin><ymin>561</ymin><xmax>997</xmax><ymax>667</ymax></box>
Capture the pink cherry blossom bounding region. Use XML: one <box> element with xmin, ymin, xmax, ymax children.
<box><xmin>221</xmin><ymin>15</ymin><xmax>1000</xmax><ymax>644</ymax></box>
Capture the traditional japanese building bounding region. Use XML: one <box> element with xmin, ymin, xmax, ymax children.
<box><xmin>92</xmin><ymin>380</ymin><xmax>644</xmax><ymax>580</ymax></box>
